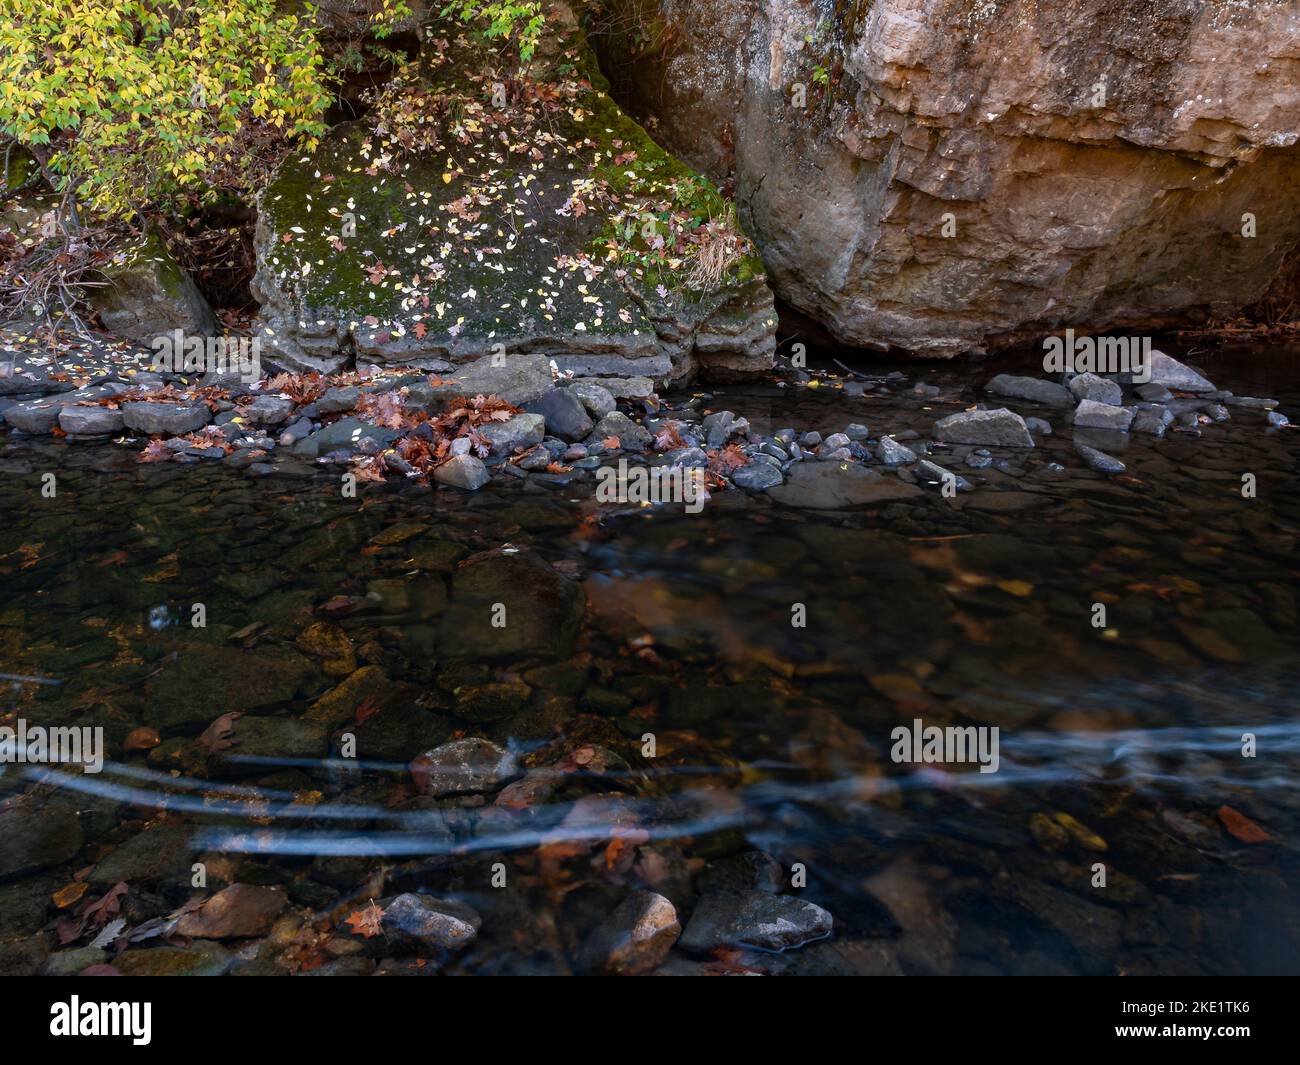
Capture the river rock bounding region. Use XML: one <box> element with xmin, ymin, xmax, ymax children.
<box><xmin>433</xmin><ymin>454</ymin><xmax>489</xmax><ymax>490</ymax></box>
<box><xmin>933</xmin><ymin>408</ymin><xmax>1034</xmax><ymax>447</ymax></box>
<box><xmin>292</xmin><ymin>416</ymin><xmax>400</xmax><ymax>458</ymax></box>
<box><xmin>478</xmin><ymin>413</ymin><xmax>545</xmax><ymax>454</ymax></box>
<box><xmin>1072</xmin><ymin>399</ymin><xmax>1134</xmax><ymax>432</ymax></box>
<box><xmin>986</xmin><ymin>375</ymin><xmax>1073</xmax><ymax>408</ymax></box>
<box><xmin>0</xmin><ymin>800</ymin><xmax>83</xmax><ymax>880</ymax></box>
<box><xmin>1068</xmin><ymin>372</ymin><xmax>1123</xmax><ymax>406</ymax></box>
<box><xmin>175</xmin><ymin>884</ymin><xmax>287</xmax><ymax>939</ymax></box>
<box><xmin>439</xmin><ymin>551</ymin><xmax>584</xmax><ymax>658</ymax></box>
<box><xmin>769</xmin><ymin>461</ymin><xmax>923</xmax><ymax>508</ymax></box>
<box><xmin>568</xmin><ymin>380</ymin><xmax>617</xmax><ymax>419</ymax></box>
<box><xmin>1076</xmin><ymin>443</ymin><xmax>1126</xmax><ymax>473</ymax></box>
<box><xmin>589</xmin><ymin>411</ymin><xmax>653</xmax><ymax>451</ymax></box>
<box><xmin>145</xmin><ymin>642</ymin><xmax>315</xmax><ymax>733</ymax></box>
<box><xmin>57</xmin><ymin>405</ymin><xmax>126</xmax><ymax>435</ymax></box>
<box><xmin>525</xmin><ymin>388</ymin><xmax>593</xmax><ymax>442</ymax></box>
<box><xmin>379</xmin><ymin>893</ymin><xmax>481</xmax><ymax>956</ymax></box>
<box><xmin>580</xmin><ymin>891</ymin><xmax>681</xmax><ymax>975</ymax></box>
<box><xmin>121</xmin><ymin>401</ymin><xmax>212</xmax><ymax>435</ymax></box>
<box><xmin>876</xmin><ymin>436</ymin><xmax>917</xmax><ymax>465</ymax></box>
<box><xmin>410</xmin><ymin>738</ymin><xmax>517</xmax><ymax>796</ymax></box>
<box><xmin>1145</xmin><ymin>351</ymin><xmax>1216</xmax><ymax>393</ymax></box>
<box><xmin>1131</xmin><ymin>405</ymin><xmax>1174</xmax><ymax>436</ymax></box>
<box><xmin>731</xmin><ymin>461</ymin><xmax>783</xmax><ymax>491</ymax></box>
<box><xmin>680</xmin><ymin>890</ymin><xmax>833</xmax><ymax>952</ymax></box>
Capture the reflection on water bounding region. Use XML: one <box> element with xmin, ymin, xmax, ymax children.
<box><xmin>1</xmin><ymin>343</ymin><xmax>1298</xmax><ymax>975</ymax></box>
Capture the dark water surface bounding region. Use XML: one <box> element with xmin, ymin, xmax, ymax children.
<box><xmin>2</xmin><ymin>343</ymin><xmax>1298</xmax><ymax>975</ymax></box>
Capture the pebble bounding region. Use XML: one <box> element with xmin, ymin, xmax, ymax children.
<box><xmin>1076</xmin><ymin>443</ymin><xmax>1125</xmax><ymax>473</ymax></box>
<box><xmin>680</xmin><ymin>890</ymin><xmax>833</xmax><ymax>953</ymax></box>
<box><xmin>579</xmin><ymin>892</ymin><xmax>681</xmax><ymax>976</ymax></box>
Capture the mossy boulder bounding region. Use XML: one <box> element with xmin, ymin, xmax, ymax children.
<box><xmin>251</xmin><ymin>9</ymin><xmax>776</xmax><ymax>381</ymax></box>
<box><xmin>91</xmin><ymin>230</ymin><xmax>217</xmax><ymax>342</ymax></box>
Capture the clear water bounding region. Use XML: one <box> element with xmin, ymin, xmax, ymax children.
<box><xmin>2</xmin><ymin>342</ymin><xmax>1298</xmax><ymax>975</ymax></box>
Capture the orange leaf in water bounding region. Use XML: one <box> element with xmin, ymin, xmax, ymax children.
<box><xmin>1218</xmin><ymin>805</ymin><xmax>1271</xmax><ymax>844</ymax></box>
<box><xmin>52</xmin><ymin>882</ymin><xmax>88</xmax><ymax>909</ymax></box>
<box><xmin>344</xmin><ymin>902</ymin><xmax>385</xmax><ymax>938</ymax></box>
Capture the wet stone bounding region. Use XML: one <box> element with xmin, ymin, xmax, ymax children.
<box><xmin>985</xmin><ymin>374</ymin><xmax>1073</xmax><ymax>408</ymax></box>
<box><xmin>579</xmin><ymin>891</ymin><xmax>681</xmax><ymax>976</ymax></box>
<box><xmin>1131</xmin><ymin>406</ymin><xmax>1174</xmax><ymax>436</ymax></box>
<box><xmin>698</xmin><ymin>851</ymin><xmax>784</xmax><ymax>895</ymax></box>
<box><xmin>732</xmin><ymin>462</ymin><xmax>783</xmax><ymax>491</ymax></box>
<box><xmin>876</xmin><ymin>436</ymin><xmax>917</xmax><ymax>466</ymax></box>
<box><xmin>57</xmin><ymin>405</ymin><xmax>125</xmax><ymax>435</ymax></box>
<box><xmin>1072</xmin><ymin>399</ymin><xmax>1134</xmax><ymax>432</ymax></box>
<box><xmin>567</xmin><ymin>380</ymin><xmax>616</xmax><ymax>420</ymax></box>
<box><xmin>121</xmin><ymin>401</ymin><xmax>212</xmax><ymax>435</ymax></box>
<box><xmin>1146</xmin><ymin>351</ymin><xmax>1216</xmax><ymax>393</ymax></box>
<box><xmin>680</xmin><ymin>890</ymin><xmax>833</xmax><ymax>953</ymax></box>
<box><xmin>433</xmin><ymin>454</ymin><xmax>489</xmax><ymax>490</ymax></box>
<box><xmin>115</xmin><ymin>941</ymin><xmax>235</xmax><ymax>977</ymax></box>
<box><xmin>525</xmin><ymin>388</ymin><xmax>592</xmax><ymax>442</ymax></box>
<box><xmin>1076</xmin><ymin>443</ymin><xmax>1126</xmax><ymax>474</ymax></box>
<box><xmin>934</xmin><ymin>407</ymin><xmax>1034</xmax><ymax>447</ymax></box>
<box><xmin>380</xmin><ymin>893</ymin><xmax>481</xmax><ymax>956</ymax></box>
<box><xmin>589</xmin><ymin>411</ymin><xmax>652</xmax><ymax>451</ymax></box>
<box><xmin>1068</xmin><ymin>372</ymin><xmax>1123</xmax><ymax>406</ymax></box>
<box><xmin>0</xmin><ymin>800</ymin><xmax>83</xmax><ymax>879</ymax></box>
<box><xmin>478</xmin><ymin>413</ymin><xmax>545</xmax><ymax>454</ymax></box>
<box><xmin>410</xmin><ymin>738</ymin><xmax>518</xmax><ymax>796</ymax></box>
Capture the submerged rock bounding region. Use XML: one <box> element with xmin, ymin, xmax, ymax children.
<box><xmin>1076</xmin><ymin>443</ymin><xmax>1126</xmax><ymax>473</ymax></box>
<box><xmin>680</xmin><ymin>890</ymin><xmax>833</xmax><ymax>953</ymax></box>
<box><xmin>410</xmin><ymin>737</ymin><xmax>517</xmax><ymax>796</ymax></box>
<box><xmin>580</xmin><ymin>891</ymin><xmax>681</xmax><ymax>975</ymax></box>
<box><xmin>769</xmin><ymin>462</ymin><xmax>923</xmax><ymax>508</ymax></box>
<box><xmin>987</xmin><ymin>375</ymin><xmax>1073</xmax><ymax>408</ymax></box>
<box><xmin>380</xmin><ymin>893</ymin><xmax>481</xmax><ymax>956</ymax></box>
<box><xmin>0</xmin><ymin>800</ymin><xmax>83</xmax><ymax>880</ymax></box>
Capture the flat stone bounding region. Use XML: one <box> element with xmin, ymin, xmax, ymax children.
<box><xmin>986</xmin><ymin>374</ymin><xmax>1073</xmax><ymax>408</ymax></box>
<box><xmin>1072</xmin><ymin>399</ymin><xmax>1134</xmax><ymax>432</ymax></box>
<box><xmin>121</xmin><ymin>401</ymin><xmax>212</xmax><ymax>435</ymax></box>
<box><xmin>934</xmin><ymin>407</ymin><xmax>1034</xmax><ymax>447</ymax></box>
<box><xmin>731</xmin><ymin>462</ymin><xmax>784</xmax><ymax>491</ymax></box>
<box><xmin>1136</xmin><ymin>383</ymin><xmax>1173</xmax><ymax>402</ymax></box>
<box><xmin>292</xmin><ymin>417</ymin><xmax>400</xmax><ymax>458</ymax></box>
<box><xmin>174</xmin><ymin>884</ymin><xmax>287</xmax><ymax>939</ymax></box>
<box><xmin>769</xmin><ymin>461</ymin><xmax>923</xmax><ymax>508</ymax></box>
<box><xmin>57</xmin><ymin>405</ymin><xmax>125</xmax><ymax>435</ymax></box>
<box><xmin>680</xmin><ymin>890</ymin><xmax>833</xmax><ymax>953</ymax></box>
<box><xmin>410</xmin><ymin>737</ymin><xmax>517</xmax><ymax>796</ymax></box>
<box><xmin>433</xmin><ymin>453</ymin><xmax>489</xmax><ymax>490</ymax></box>
<box><xmin>408</xmin><ymin>354</ymin><xmax>553</xmax><ymax>408</ymax></box>
<box><xmin>239</xmin><ymin>395</ymin><xmax>296</xmax><ymax>426</ymax></box>
<box><xmin>4</xmin><ymin>386</ymin><xmax>122</xmax><ymax>434</ymax></box>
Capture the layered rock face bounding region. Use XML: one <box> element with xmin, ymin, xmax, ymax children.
<box><xmin>251</xmin><ymin>9</ymin><xmax>776</xmax><ymax>381</ymax></box>
<box><xmin>594</xmin><ymin>0</ymin><xmax>1300</xmax><ymax>356</ymax></box>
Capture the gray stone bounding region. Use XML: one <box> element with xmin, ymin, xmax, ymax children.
<box><xmin>934</xmin><ymin>408</ymin><xmax>1034</xmax><ymax>447</ymax></box>
<box><xmin>986</xmin><ymin>374</ymin><xmax>1073</xmax><ymax>408</ymax></box>
<box><xmin>822</xmin><ymin>432</ymin><xmax>851</xmax><ymax>451</ymax></box>
<box><xmin>57</xmin><ymin>405</ymin><xmax>125</xmax><ymax>435</ymax></box>
<box><xmin>589</xmin><ymin>411</ymin><xmax>653</xmax><ymax>451</ymax></box>
<box><xmin>1072</xmin><ymin>399</ymin><xmax>1134</xmax><ymax>432</ymax></box>
<box><xmin>380</xmin><ymin>892</ymin><xmax>481</xmax><ymax>955</ymax></box>
<box><xmin>579</xmin><ymin>891</ymin><xmax>681</xmax><ymax>976</ymax></box>
<box><xmin>4</xmin><ymin>386</ymin><xmax>122</xmax><ymax>434</ymax></box>
<box><xmin>1131</xmin><ymin>405</ymin><xmax>1174</xmax><ymax>436</ymax></box>
<box><xmin>1144</xmin><ymin>351</ymin><xmax>1215</xmax><ymax>393</ymax></box>
<box><xmin>1068</xmin><ymin>372</ymin><xmax>1123</xmax><ymax>406</ymax></box>
<box><xmin>1227</xmin><ymin>395</ymin><xmax>1279</xmax><ymax>410</ymax></box>
<box><xmin>917</xmin><ymin>459</ymin><xmax>972</xmax><ymax>492</ymax></box>
<box><xmin>91</xmin><ymin>230</ymin><xmax>217</xmax><ymax>341</ymax></box>
<box><xmin>0</xmin><ymin>801</ymin><xmax>83</xmax><ymax>879</ymax></box>
<box><xmin>1136</xmin><ymin>383</ymin><xmax>1173</xmax><ymax>402</ymax></box>
<box><xmin>122</xmin><ymin>401</ymin><xmax>212</xmax><ymax>435</ymax></box>
<box><xmin>769</xmin><ymin>461</ymin><xmax>923</xmax><ymax>508</ymax></box>
<box><xmin>1076</xmin><ymin>443</ymin><xmax>1126</xmax><ymax>473</ymax></box>
<box><xmin>732</xmin><ymin>462</ymin><xmax>784</xmax><ymax>491</ymax></box>
<box><xmin>680</xmin><ymin>890</ymin><xmax>833</xmax><ymax>953</ymax></box>
<box><xmin>433</xmin><ymin>453</ymin><xmax>489</xmax><ymax>490</ymax></box>
<box><xmin>410</xmin><ymin>738</ymin><xmax>517</xmax><ymax>796</ymax></box>
<box><xmin>844</xmin><ymin>423</ymin><xmax>871</xmax><ymax>441</ymax></box>
<box><xmin>525</xmin><ymin>388</ymin><xmax>593</xmax><ymax>442</ymax></box>
<box><xmin>567</xmin><ymin>380</ymin><xmax>617</xmax><ymax>419</ymax></box>
<box><xmin>239</xmin><ymin>395</ymin><xmax>296</xmax><ymax>426</ymax></box>
<box><xmin>292</xmin><ymin>417</ymin><xmax>400</xmax><ymax>458</ymax></box>
<box><xmin>1267</xmin><ymin>410</ymin><xmax>1290</xmax><ymax>427</ymax></box>
<box><xmin>407</xmin><ymin>354</ymin><xmax>554</xmax><ymax>408</ymax></box>
<box><xmin>1024</xmin><ymin>416</ymin><xmax>1052</xmax><ymax>436</ymax></box>
<box><xmin>479</xmin><ymin>412</ymin><xmax>545</xmax><ymax>454</ymax></box>
<box><xmin>876</xmin><ymin>436</ymin><xmax>917</xmax><ymax>466</ymax></box>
